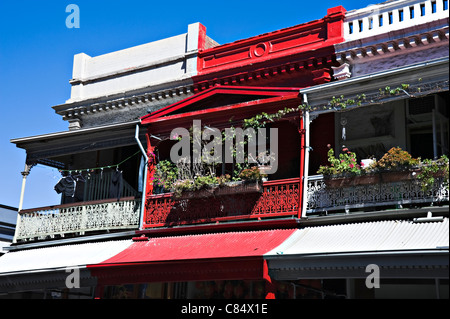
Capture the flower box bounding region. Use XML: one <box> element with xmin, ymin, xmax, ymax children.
<box><xmin>379</xmin><ymin>170</ymin><xmax>419</xmax><ymax>183</ymax></box>
<box><xmin>324</xmin><ymin>173</ymin><xmax>381</xmax><ymax>188</ymax></box>
<box><xmin>214</xmin><ymin>181</ymin><xmax>263</xmax><ymax>196</ymax></box>
<box><xmin>354</xmin><ymin>174</ymin><xmax>381</xmax><ymax>185</ymax></box>
<box><xmin>324</xmin><ymin>176</ymin><xmax>354</xmax><ymax>188</ymax></box>
<box><xmin>174</xmin><ymin>187</ymin><xmax>217</xmax><ymax>200</ymax></box>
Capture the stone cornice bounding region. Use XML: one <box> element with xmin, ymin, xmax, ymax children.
<box><xmin>53</xmin><ymin>79</ymin><xmax>196</xmax><ymax>121</ymax></box>
<box><xmin>335</xmin><ymin>23</ymin><xmax>449</xmax><ymax>63</ymax></box>
<box><xmin>192</xmin><ymin>52</ymin><xmax>339</xmax><ymax>92</ymax></box>
<box><xmin>301</xmin><ymin>57</ymin><xmax>449</xmax><ymax>110</ymax></box>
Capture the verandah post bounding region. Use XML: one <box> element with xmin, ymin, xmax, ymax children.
<box><xmin>298</xmin><ymin>113</ymin><xmax>305</xmax><ymax>219</ymax></box>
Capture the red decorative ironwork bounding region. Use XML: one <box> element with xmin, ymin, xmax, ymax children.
<box><xmin>143</xmin><ymin>178</ymin><xmax>300</xmax><ymax>229</ymax></box>
<box><xmin>251</xmin><ymin>178</ymin><xmax>300</xmax><ymax>216</ymax></box>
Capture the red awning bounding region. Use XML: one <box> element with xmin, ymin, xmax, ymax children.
<box><xmin>88</xmin><ymin>229</ymin><xmax>295</xmax><ymax>284</ymax></box>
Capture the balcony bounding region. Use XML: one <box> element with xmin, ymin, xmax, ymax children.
<box><xmin>15</xmin><ymin>197</ymin><xmax>141</xmax><ymax>242</ymax></box>
<box><xmin>143</xmin><ymin>178</ymin><xmax>301</xmax><ymax>228</ymax></box>
<box><xmin>306</xmin><ymin>173</ymin><xmax>449</xmax><ymax>215</ymax></box>
<box><xmin>13</xmin><ymin>171</ymin><xmax>449</xmax><ymax>242</ymax></box>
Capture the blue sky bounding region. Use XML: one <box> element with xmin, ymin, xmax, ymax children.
<box><xmin>0</xmin><ymin>0</ymin><xmax>376</xmax><ymax>210</ymax></box>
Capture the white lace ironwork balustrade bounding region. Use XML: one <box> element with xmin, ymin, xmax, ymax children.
<box><xmin>306</xmin><ymin>175</ymin><xmax>449</xmax><ymax>214</ymax></box>
<box><xmin>15</xmin><ymin>198</ymin><xmax>141</xmax><ymax>241</ymax></box>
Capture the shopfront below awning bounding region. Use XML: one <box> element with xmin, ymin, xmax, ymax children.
<box><xmin>88</xmin><ymin>229</ymin><xmax>296</xmax><ymax>285</ymax></box>
<box><xmin>0</xmin><ymin>240</ymin><xmax>134</xmax><ymax>293</ymax></box>
<box><xmin>265</xmin><ymin>218</ymin><xmax>449</xmax><ymax>280</ymax></box>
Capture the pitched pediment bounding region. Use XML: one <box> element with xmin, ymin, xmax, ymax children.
<box><xmin>141</xmin><ymin>86</ymin><xmax>300</xmax><ymax>124</ymax></box>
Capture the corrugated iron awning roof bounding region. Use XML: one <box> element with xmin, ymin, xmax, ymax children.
<box><xmin>266</xmin><ymin>218</ymin><xmax>449</xmax><ymax>256</ymax></box>
<box><xmin>266</xmin><ymin>218</ymin><xmax>449</xmax><ymax>280</ymax></box>
<box><xmin>0</xmin><ymin>240</ymin><xmax>133</xmax><ymax>276</ymax></box>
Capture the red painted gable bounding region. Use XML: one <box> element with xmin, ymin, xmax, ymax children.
<box><xmin>141</xmin><ymin>85</ymin><xmax>301</xmax><ymax>125</ymax></box>
<box><xmin>193</xmin><ymin>6</ymin><xmax>346</xmax><ymax>89</ymax></box>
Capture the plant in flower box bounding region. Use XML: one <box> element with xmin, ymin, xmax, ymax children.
<box><xmin>239</xmin><ymin>166</ymin><xmax>266</xmax><ymax>182</ymax></box>
<box><xmin>370</xmin><ymin>147</ymin><xmax>420</xmax><ymax>182</ymax></box>
<box><xmin>372</xmin><ymin>147</ymin><xmax>420</xmax><ymax>171</ymax></box>
<box><xmin>153</xmin><ymin>160</ymin><xmax>178</xmax><ymax>194</ymax></box>
<box><xmin>193</xmin><ymin>174</ymin><xmax>219</xmax><ymax>191</ymax></box>
<box><xmin>235</xmin><ymin>166</ymin><xmax>264</xmax><ymax>193</ymax></box>
<box><xmin>171</xmin><ymin>179</ymin><xmax>195</xmax><ymax>198</ymax></box>
<box><xmin>317</xmin><ymin>145</ymin><xmax>363</xmax><ymax>187</ymax></box>
<box><xmin>417</xmin><ymin>155</ymin><xmax>449</xmax><ymax>191</ymax></box>
<box><xmin>214</xmin><ymin>166</ymin><xmax>264</xmax><ymax>195</ymax></box>
<box><xmin>172</xmin><ymin>174</ymin><xmax>219</xmax><ymax>199</ymax></box>
<box><xmin>216</xmin><ymin>174</ymin><xmax>232</xmax><ymax>187</ymax></box>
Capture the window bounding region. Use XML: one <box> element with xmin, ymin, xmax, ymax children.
<box><xmin>432</xmin><ymin>1</ymin><xmax>437</xmax><ymax>13</ymax></box>
<box><xmin>388</xmin><ymin>11</ymin><xmax>393</xmax><ymax>24</ymax></box>
<box><xmin>444</xmin><ymin>0</ymin><xmax>448</xmax><ymax>10</ymax></box>
<box><xmin>379</xmin><ymin>14</ymin><xmax>383</xmax><ymax>26</ymax></box>
<box><xmin>420</xmin><ymin>3</ymin><xmax>426</xmax><ymax>16</ymax></box>
<box><xmin>358</xmin><ymin>19</ymin><xmax>363</xmax><ymax>32</ymax></box>
<box><xmin>410</xmin><ymin>6</ymin><xmax>415</xmax><ymax>18</ymax></box>
<box><xmin>369</xmin><ymin>17</ymin><xmax>373</xmax><ymax>29</ymax></box>
<box><xmin>399</xmin><ymin>9</ymin><xmax>404</xmax><ymax>21</ymax></box>
<box><xmin>349</xmin><ymin>22</ymin><xmax>353</xmax><ymax>34</ymax></box>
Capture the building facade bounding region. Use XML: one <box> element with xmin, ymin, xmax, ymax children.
<box><xmin>0</xmin><ymin>205</ymin><xmax>17</xmax><ymax>257</ymax></box>
<box><xmin>1</xmin><ymin>0</ymin><xmax>448</xmax><ymax>299</ymax></box>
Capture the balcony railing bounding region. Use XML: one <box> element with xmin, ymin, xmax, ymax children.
<box><xmin>15</xmin><ymin>197</ymin><xmax>141</xmax><ymax>242</ymax></box>
<box><xmin>15</xmin><ymin>171</ymin><xmax>447</xmax><ymax>241</ymax></box>
<box><xmin>306</xmin><ymin>173</ymin><xmax>449</xmax><ymax>215</ymax></box>
<box><xmin>143</xmin><ymin>178</ymin><xmax>301</xmax><ymax>228</ymax></box>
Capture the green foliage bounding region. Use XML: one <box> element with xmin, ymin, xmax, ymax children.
<box><xmin>238</xmin><ymin>166</ymin><xmax>266</xmax><ymax>182</ymax></box>
<box><xmin>372</xmin><ymin>147</ymin><xmax>419</xmax><ymax>171</ymax></box>
<box><xmin>171</xmin><ymin>174</ymin><xmax>233</xmax><ymax>197</ymax></box>
<box><xmin>171</xmin><ymin>179</ymin><xmax>194</xmax><ymax>197</ymax></box>
<box><xmin>242</xmin><ymin>105</ymin><xmax>307</xmax><ymax>129</ymax></box>
<box><xmin>316</xmin><ymin>145</ymin><xmax>448</xmax><ymax>192</ymax></box>
<box><xmin>153</xmin><ymin>160</ymin><xmax>178</xmax><ymax>192</ymax></box>
<box><xmin>379</xmin><ymin>84</ymin><xmax>410</xmax><ymax>96</ymax></box>
<box><xmin>328</xmin><ymin>94</ymin><xmax>366</xmax><ymax>110</ymax></box>
<box><xmin>417</xmin><ymin>155</ymin><xmax>449</xmax><ymax>191</ymax></box>
<box><xmin>317</xmin><ymin>146</ymin><xmax>361</xmax><ymax>176</ymax></box>
<box><xmin>217</xmin><ymin>174</ymin><xmax>232</xmax><ymax>186</ymax></box>
<box><xmin>193</xmin><ymin>174</ymin><xmax>219</xmax><ymax>190</ymax></box>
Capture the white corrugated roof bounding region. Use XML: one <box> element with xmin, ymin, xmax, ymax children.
<box><xmin>0</xmin><ymin>240</ymin><xmax>133</xmax><ymax>275</ymax></box>
<box><xmin>265</xmin><ymin>218</ymin><xmax>449</xmax><ymax>256</ymax></box>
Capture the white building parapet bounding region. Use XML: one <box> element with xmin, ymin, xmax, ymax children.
<box><xmin>66</xmin><ymin>22</ymin><xmax>217</xmax><ymax>103</ymax></box>
<box><xmin>344</xmin><ymin>0</ymin><xmax>449</xmax><ymax>42</ymax></box>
